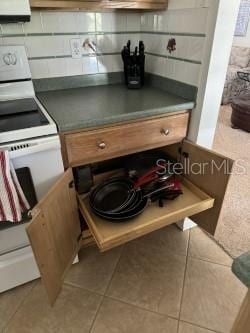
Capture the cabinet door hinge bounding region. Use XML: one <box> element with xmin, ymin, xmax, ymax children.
<box><xmin>69</xmin><ymin>180</ymin><xmax>75</xmax><ymax>188</ymax></box>
<box><xmin>178</xmin><ymin>146</ymin><xmax>189</xmax><ymax>159</ymax></box>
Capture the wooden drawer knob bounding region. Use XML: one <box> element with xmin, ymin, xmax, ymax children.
<box><xmin>98</xmin><ymin>142</ymin><xmax>106</xmax><ymax>149</ymax></box>
<box><xmin>161</xmin><ymin>128</ymin><xmax>170</xmax><ymax>136</ymax></box>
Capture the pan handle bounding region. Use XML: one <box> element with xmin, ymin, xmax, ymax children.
<box><xmin>143</xmin><ymin>183</ymin><xmax>176</xmax><ymax>199</ymax></box>
<box><xmin>133</xmin><ymin>164</ymin><xmax>166</xmax><ymax>189</ymax></box>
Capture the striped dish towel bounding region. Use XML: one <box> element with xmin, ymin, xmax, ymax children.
<box><xmin>0</xmin><ymin>150</ymin><xmax>30</xmax><ymax>223</ymax></box>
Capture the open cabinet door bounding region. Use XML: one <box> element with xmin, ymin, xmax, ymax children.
<box><xmin>165</xmin><ymin>140</ymin><xmax>234</xmax><ymax>235</ymax></box>
<box><xmin>26</xmin><ymin>168</ymin><xmax>82</xmax><ymax>305</ymax></box>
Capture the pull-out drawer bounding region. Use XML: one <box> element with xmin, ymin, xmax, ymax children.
<box><xmin>63</xmin><ymin>113</ymin><xmax>189</xmax><ymax>167</ymax></box>
<box><xmin>78</xmin><ymin>178</ymin><xmax>214</xmax><ymax>252</ymax></box>
<box><xmin>26</xmin><ymin>140</ymin><xmax>233</xmax><ymax>305</ymax></box>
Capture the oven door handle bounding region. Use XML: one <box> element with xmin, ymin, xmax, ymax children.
<box><xmin>7</xmin><ymin>139</ymin><xmax>61</xmax><ymax>159</ymax></box>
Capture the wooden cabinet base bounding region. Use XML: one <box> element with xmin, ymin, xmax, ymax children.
<box><xmin>30</xmin><ymin>0</ymin><xmax>168</xmax><ymax>10</ymax></box>
<box><xmin>26</xmin><ymin>138</ymin><xmax>233</xmax><ymax>305</ymax></box>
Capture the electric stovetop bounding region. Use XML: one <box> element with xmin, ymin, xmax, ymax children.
<box><xmin>0</xmin><ymin>98</ymin><xmax>49</xmax><ymax>132</ymax></box>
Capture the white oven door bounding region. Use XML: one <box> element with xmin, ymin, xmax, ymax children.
<box><xmin>0</xmin><ymin>135</ymin><xmax>64</xmax><ymax>254</ymax></box>
<box><xmin>8</xmin><ymin>135</ymin><xmax>64</xmax><ymax>200</ymax></box>
<box><xmin>0</xmin><ymin>135</ymin><xmax>65</xmax><ymax>291</ymax></box>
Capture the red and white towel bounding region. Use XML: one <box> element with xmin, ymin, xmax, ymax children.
<box><xmin>0</xmin><ymin>150</ymin><xmax>30</xmax><ymax>223</ymax></box>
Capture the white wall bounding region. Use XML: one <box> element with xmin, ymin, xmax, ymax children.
<box><xmin>193</xmin><ymin>0</ymin><xmax>241</xmax><ymax>147</ymax></box>
<box><xmin>234</xmin><ymin>22</ymin><xmax>250</xmax><ymax>47</ymax></box>
<box><xmin>181</xmin><ymin>0</ymin><xmax>241</xmax><ymax>231</ymax></box>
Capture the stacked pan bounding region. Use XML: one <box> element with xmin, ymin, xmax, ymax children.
<box><xmin>89</xmin><ymin>177</ymin><xmax>148</xmax><ymax>222</ymax></box>
<box><xmin>89</xmin><ymin>163</ymin><xmax>182</xmax><ymax>222</ymax></box>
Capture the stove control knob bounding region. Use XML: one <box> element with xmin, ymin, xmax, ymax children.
<box><xmin>3</xmin><ymin>53</ymin><xmax>17</xmax><ymax>66</ymax></box>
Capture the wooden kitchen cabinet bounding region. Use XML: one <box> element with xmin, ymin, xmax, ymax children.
<box><xmin>62</xmin><ymin>113</ymin><xmax>189</xmax><ymax>167</ymax></box>
<box><xmin>30</xmin><ymin>0</ymin><xmax>168</xmax><ymax>11</ymax></box>
<box><xmin>26</xmin><ymin>113</ymin><xmax>233</xmax><ymax>305</ymax></box>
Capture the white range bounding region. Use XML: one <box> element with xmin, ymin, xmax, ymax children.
<box><xmin>0</xmin><ymin>45</ymin><xmax>65</xmax><ymax>292</ymax></box>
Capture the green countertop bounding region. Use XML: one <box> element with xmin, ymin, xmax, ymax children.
<box><xmin>37</xmin><ymin>83</ymin><xmax>195</xmax><ymax>132</ymax></box>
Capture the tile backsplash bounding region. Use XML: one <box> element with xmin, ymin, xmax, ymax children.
<box><xmin>0</xmin><ymin>0</ymin><xmax>209</xmax><ymax>87</ymax></box>
<box><xmin>142</xmin><ymin>4</ymin><xmax>209</xmax><ymax>86</ymax></box>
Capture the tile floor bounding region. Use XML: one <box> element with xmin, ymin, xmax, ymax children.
<box><xmin>1</xmin><ymin>225</ymin><xmax>247</xmax><ymax>333</ymax></box>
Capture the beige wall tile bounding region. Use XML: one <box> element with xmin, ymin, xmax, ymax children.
<box><xmin>29</xmin><ymin>59</ymin><xmax>49</xmax><ymax>79</ymax></box>
<box><xmin>23</xmin><ymin>12</ymin><xmax>43</xmax><ymax>34</ymax></box>
<box><xmin>82</xmin><ymin>56</ymin><xmax>98</xmax><ymax>75</ymax></box>
<box><xmin>97</xmin><ymin>55</ymin><xmax>113</xmax><ymax>73</ymax></box>
<box><xmin>1</xmin><ymin>23</ymin><xmax>24</xmax><ymax>35</ymax></box>
<box><xmin>77</xmin><ymin>12</ymin><xmax>96</xmax><ymax>32</ymax></box>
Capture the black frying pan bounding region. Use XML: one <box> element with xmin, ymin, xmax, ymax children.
<box><xmin>92</xmin><ymin>196</ymin><xmax>148</xmax><ymax>222</ymax></box>
<box><xmin>90</xmin><ymin>182</ymin><xmax>176</xmax><ymax>222</ymax></box>
<box><xmin>91</xmin><ymin>189</ymin><xmax>142</xmax><ymax>216</ymax></box>
<box><xmin>89</xmin><ymin>177</ymin><xmax>136</xmax><ymax>213</ymax></box>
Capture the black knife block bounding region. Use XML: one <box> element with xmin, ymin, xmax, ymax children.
<box><xmin>123</xmin><ymin>55</ymin><xmax>145</xmax><ymax>89</ymax></box>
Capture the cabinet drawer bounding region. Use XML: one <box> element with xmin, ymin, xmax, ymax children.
<box><xmin>64</xmin><ymin>113</ymin><xmax>189</xmax><ymax>167</ymax></box>
<box><xmin>78</xmin><ymin>177</ymin><xmax>214</xmax><ymax>252</ymax></box>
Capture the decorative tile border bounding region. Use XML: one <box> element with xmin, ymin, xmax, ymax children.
<box><xmin>28</xmin><ymin>52</ymin><xmax>121</xmax><ymax>61</ymax></box>
<box><xmin>0</xmin><ymin>31</ymin><xmax>206</xmax><ymax>38</ymax></box>
<box><xmin>1</xmin><ymin>30</ymin><xmax>204</xmax><ymax>65</ymax></box>
<box><xmin>142</xmin><ymin>31</ymin><xmax>206</xmax><ymax>37</ymax></box>
<box><xmin>28</xmin><ymin>51</ymin><xmax>202</xmax><ymax>65</ymax></box>
<box><xmin>145</xmin><ymin>52</ymin><xmax>202</xmax><ymax>65</ymax></box>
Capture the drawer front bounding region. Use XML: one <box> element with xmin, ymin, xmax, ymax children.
<box><xmin>64</xmin><ymin>113</ymin><xmax>189</xmax><ymax>167</ymax></box>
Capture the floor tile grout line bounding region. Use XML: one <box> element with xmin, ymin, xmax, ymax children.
<box><xmin>187</xmin><ymin>255</ymin><xmax>232</xmax><ymax>268</ymax></box>
<box><xmin>63</xmin><ymin>246</ymin><xmax>188</xmax><ymax>294</ymax></box>
<box><xmin>63</xmin><ymin>245</ymin><xmax>125</xmax><ymax>297</ymax></box>
<box><xmin>178</xmin><ymin>319</ymin><xmax>222</xmax><ymax>333</ymax></box>
<box><xmin>103</xmin><ymin>245</ymin><xmax>125</xmax><ymax>296</ymax></box>
<box><xmin>63</xmin><ymin>281</ymin><xmax>105</xmax><ymax>297</ymax></box>
<box><xmin>64</xmin><ymin>269</ymin><xmax>180</xmax><ymax>323</ymax></box>
<box><xmin>2</xmin><ymin>280</ymin><xmax>38</xmax><ymax>333</ymax></box>
<box><xmin>103</xmin><ymin>294</ymin><xmax>179</xmax><ymax>322</ymax></box>
<box><xmin>63</xmin><ymin>245</ymin><xmax>236</xmax><ymax>333</ymax></box>
<box><xmin>177</xmin><ymin>230</ymin><xmax>191</xmax><ymax>332</ymax></box>
<box><xmin>89</xmin><ymin>245</ymin><xmax>126</xmax><ymax>332</ymax></box>
<box><xmin>179</xmin><ymin>230</ymin><xmax>231</xmax><ymax>333</ymax></box>
<box><xmin>89</xmin><ymin>295</ymin><xmax>105</xmax><ymax>333</ymax></box>
<box><xmin>203</xmin><ymin>230</ymin><xmax>234</xmax><ymax>260</ymax></box>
